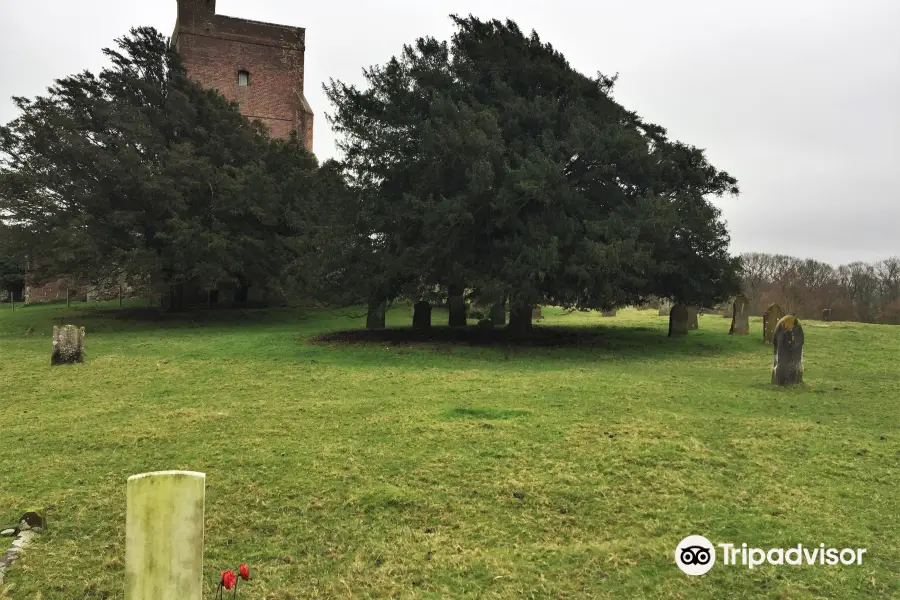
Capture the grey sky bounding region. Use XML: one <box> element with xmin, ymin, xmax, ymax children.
<box><xmin>1</xmin><ymin>0</ymin><xmax>897</xmax><ymax>265</ymax></box>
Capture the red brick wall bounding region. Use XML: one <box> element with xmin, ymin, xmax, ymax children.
<box><xmin>174</xmin><ymin>0</ymin><xmax>314</xmax><ymax>150</ymax></box>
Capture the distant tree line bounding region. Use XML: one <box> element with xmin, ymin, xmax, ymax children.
<box><xmin>738</xmin><ymin>253</ymin><xmax>900</xmax><ymax>324</ymax></box>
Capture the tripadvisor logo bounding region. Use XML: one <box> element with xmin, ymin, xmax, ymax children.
<box><xmin>675</xmin><ymin>535</ymin><xmax>867</xmax><ymax>575</ymax></box>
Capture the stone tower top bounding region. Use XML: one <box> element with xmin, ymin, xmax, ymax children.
<box><xmin>176</xmin><ymin>0</ymin><xmax>216</xmax><ymax>29</ymax></box>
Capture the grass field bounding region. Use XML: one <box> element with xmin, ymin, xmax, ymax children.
<box><xmin>0</xmin><ymin>301</ymin><xmax>898</xmax><ymax>599</ymax></box>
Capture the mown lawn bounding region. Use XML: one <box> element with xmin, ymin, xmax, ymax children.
<box><xmin>0</xmin><ymin>301</ymin><xmax>898</xmax><ymax>599</ymax></box>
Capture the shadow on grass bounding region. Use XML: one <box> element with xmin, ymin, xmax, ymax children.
<box><xmin>312</xmin><ymin>324</ymin><xmax>753</xmax><ymax>360</ymax></box>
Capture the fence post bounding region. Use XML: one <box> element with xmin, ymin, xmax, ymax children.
<box><xmin>125</xmin><ymin>471</ymin><xmax>205</xmax><ymax>600</ymax></box>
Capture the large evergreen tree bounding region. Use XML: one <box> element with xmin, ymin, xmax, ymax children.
<box><xmin>0</xmin><ymin>27</ymin><xmax>321</xmax><ymax>309</ymax></box>
<box><xmin>326</xmin><ymin>15</ymin><xmax>740</xmax><ymax>331</ymax></box>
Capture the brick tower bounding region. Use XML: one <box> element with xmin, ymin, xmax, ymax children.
<box><xmin>172</xmin><ymin>0</ymin><xmax>314</xmax><ymax>151</ymax></box>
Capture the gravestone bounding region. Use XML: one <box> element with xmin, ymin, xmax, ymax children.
<box><xmin>601</xmin><ymin>310</ymin><xmax>617</xmax><ymax>317</ymax></box>
<box><xmin>489</xmin><ymin>304</ymin><xmax>506</xmax><ymax>326</ymax></box>
<box><xmin>729</xmin><ymin>294</ymin><xmax>750</xmax><ymax>335</ymax></box>
<box><xmin>822</xmin><ymin>308</ymin><xmax>832</xmax><ymax>321</ymax></box>
<box><xmin>687</xmin><ymin>306</ymin><xmax>699</xmax><ymax>330</ymax></box>
<box><xmin>762</xmin><ymin>303</ymin><xmax>785</xmax><ymax>344</ymax></box>
<box><xmin>412</xmin><ymin>301</ymin><xmax>431</xmax><ymax>330</ymax></box>
<box><xmin>448</xmin><ymin>295</ymin><xmax>467</xmax><ymax>327</ymax></box>
<box><xmin>125</xmin><ymin>471</ymin><xmax>205</xmax><ymax>599</ymax></box>
<box><xmin>532</xmin><ymin>307</ymin><xmax>543</xmax><ymax>321</ymax></box>
<box><xmin>668</xmin><ymin>304</ymin><xmax>689</xmax><ymax>337</ymax></box>
<box><xmin>658</xmin><ymin>303</ymin><xmax>671</xmax><ymax>316</ymax></box>
<box><xmin>772</xmin><ymin>316</ymin><xmax>804</xmax><ymax>385</ymax></box>
<box><xmin>51</xmin><ymin>325</ymin><xmax>85</xmax><ymax>365</ymax></box>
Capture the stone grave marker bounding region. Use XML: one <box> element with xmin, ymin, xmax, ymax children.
<box><xmin>668</xmin><ymin>304</ymin><xmax>689</xmax><ymax>337</ymax></box>
<box><xmin>729</xmin><ymin>294</ymin><xmax>750</xmax><ymax>335</ymax></box>
<box><xmin>412</xmin><ymin>301</ymin><xmax>432</xmax><ymax>330</ymax></box>
<box><xmin>658</xmin><ymin>302</ymin><xmax>671</xmax><ymax>316</ymax></box>
<box><xmin>51</xmin><ymin>325</ymin><xmax>85</xmax><ymax>365</ymax></box>
<box><xmin>489</xmin><ymin>304</ymin><xmax>506</xmax><ymax>326</ymax></box>
<box><xmin>601</xmin><ymin>310</ymin><xmax>617</xmax><ymax>317</ymax></box>
<box><xmin>125</xmin><ymin>471</ymin><xmax>205</xmax><ymax>600</ymax></box>
<box><xmin>772</xmin><ymin>316</ymin><xmax>804</xmax><ymax>385</ymax></box>
<box><xmin>762</xmin><ymin>303</ymin><xmax>785</xmax><ymax>344</ymax></box>
<box><xmin>822</xmin><ymin>308</ymin><xmax>832</xmax><ymax>321</ymax></box>
<box><xmin>532</xmin><ymin>307</ymin><xmax>543</xmax><ymax>321</ymax></box>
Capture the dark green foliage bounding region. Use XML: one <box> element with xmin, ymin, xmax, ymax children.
<box><xmin>0</xmin><ymin>27</ymin><xmax>322</xmax><ymax>308</ymax></box>
<box><xmin>325</xmin><ymin>15</ymin><xmax>740</xmax><ymax>315</ymax></box>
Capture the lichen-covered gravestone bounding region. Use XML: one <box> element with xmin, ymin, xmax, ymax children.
<box><xmin>762</xmin><ymin>303</ymin><xmax>785</xmax><ymax>344</ymax></box>
<box><xmin>412</xmin><ymin>301</ymin><xmax>432</xmax><ymax>330</ymax></box>
<box><xmin>51</xmin><ymin>325</ymin><xmax>85</xmax><ymax>365</ymax></box>
<box><xmin>822</xmin><ymin>308</ymin><xmax>832</xmax><ymax>321</ymax></box>
<box><xmin>687</xmin><ymin>306</ymin><xmax>699</xmax><ymax>330</ymax></box>
<box><xmin>125</xmin><ymin>471</ymin><xmax>205</xmax><ymax>600</ymax></box>
<box><xmin>668</xmin><ymin>304</ymin><xmax>689</xmax><ymax>337</ymax></box>
<box><xmin>772</xmin><ymin>316</ymin><xmax>804</xmax><ymax>385</ymax></box>
<box><xmin>729</xmin><ymin>294</ymin><xmax>750</xmax><ymax>335</ymax></box>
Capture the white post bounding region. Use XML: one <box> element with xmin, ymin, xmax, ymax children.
<box><xmin>125</xmin><ymin>471</ymin><xmax>206</xmax><ymax>600</ymax></box>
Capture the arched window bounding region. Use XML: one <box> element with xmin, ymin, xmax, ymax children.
<box><xmin>238</xmin><ymin>70</ymin><xmax>250</xmax><ymax>87</ymax></box>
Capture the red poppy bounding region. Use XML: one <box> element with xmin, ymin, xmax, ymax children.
<box><xmin>222</xmin><ymin>569</ymin><xmax>237</xmax><ymax>590</ymax></box>
<box><xmin>239</xmin><ymin>563</ymin><xmax>250</xmax><ymax>581</ymax></box>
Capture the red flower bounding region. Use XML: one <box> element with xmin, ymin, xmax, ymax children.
<box><xmin>239</xmin><ymin>563</ymin><xmax>250</xmax><ymax>581</ymax></box>
<box><xmin>222</xmin><ymin>569</ymin><xmax>237</xmax><ymax>590</ymax></box>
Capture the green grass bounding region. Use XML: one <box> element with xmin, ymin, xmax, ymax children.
<box><xmin>0</xmin><ymin>301</ymin><xmax>898</xmax><ymax>599</ymax></box>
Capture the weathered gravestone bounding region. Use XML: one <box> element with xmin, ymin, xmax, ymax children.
<box><xmin>822</xmin><ymin>308</ymin><xmax>832</xmax><ymax>322</ymax></box>
<box><xmin>658</xmin><ymin>302</ymin><xmax>671</xmax><ymax>316</ymax></box>
<box><xmin>762</xmin><ymin>303</ymin><xmax>785</xmax><ymax>344</ymax></box>
<box><xmin>51</xmin><ymin>325</ymin><xmax>85</xmax><ymax>365</ymax></box>
<box><xmin>772</xmin><ymin>316</ymin><xmax>804</xmax><ymax>385</ymax></box>
<box><xmin>448</xmin><ymin>294</ymin><xmax>467</xmax><ymax>327</ymax></box>
<box><xmin>601</xmin><ymin>310</ymin><xmax>617</xmax><ymax>317</ymax></box>
<box><xmin>668</xmin><ymin>304</ymin><xmax>689</xmax><ymax>337</ymax></box>
<box><xmin>125</xmin><ymin>471</ymin><xmax>205</xmax><ymax>600</ymax></box>
<box><xmin>532</xmin><ymin>307</ymin><xmax>543</xmax><ymax>321</ymax></box>
<box><xmin>489</xmin><ymin>304</ymin><xmax>506</xmax><ymax>326</ymax></box>
<box><xmin>412</xmin><ymin>301</ymin><xmax>432</xmax><ymax>330</ymax></box>
<box><xmin>729</xmin><ymin>294</ymin><xmax>750</xmax><ymax>335</ymax></box>
<box><xmin>687</xmin><ymin>306</ymin><xmax>699</xmax><ymax>330</ymax></box>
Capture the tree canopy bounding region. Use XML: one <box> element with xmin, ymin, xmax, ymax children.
<box><xmin>326</xmin><ymin>15</ymin><xmax>741</xmax><ymax>330</ymax></box>
<box><xmin>0</xmin><ymin>27</ymin><xmax>324</xmax><ymax>309</ymax></box>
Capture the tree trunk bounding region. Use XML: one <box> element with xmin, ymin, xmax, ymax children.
<box><xmin>507</xmin><ymin>303</ymin><xmax>533</xmax><ymax>335</ymax></box>
<box><xmin>366</xmin><ymin>298</ymin><xmax>387</xmax><ymax>330</ymax></box>
<box><xmin>448</xmin><ymin>285</ymin><xmax>467</xmax><ymax>327</ymax></box>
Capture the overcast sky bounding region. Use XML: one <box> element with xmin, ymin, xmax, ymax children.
<box><xmin>1</xmin><ymin>0</ymin><xmax>897</xmax><ymax>265</ymax></box>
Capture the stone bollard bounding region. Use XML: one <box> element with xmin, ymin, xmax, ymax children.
<box><xmin>125</xmin><ymin>471</ymin><xmax>206</xmax><ymax>600</ymax></box>
<box><xmin>772</xmin><ymin>316</ymin><xmax>804</xmax><ymax>385</ymax></box>
<box><xmin>762</xmin><ymin>303</ymin><xmax>785</xmax><ymax>344</ymax></box>
<box><xmin>668</xmin><ymin>304</ymin><xmax>689</xmax><ymax>337</ymax></box>
<box><xmin>51</xmin><ymin>325</ymin><xmax>85</xmax><ymax>365</ymax></box>
<box><xmin>412</xmin><ymin>301</ymin><xmax>432</xmax><ymax>330</ymax></box>
<box><xmin>729</xmin><ymin>294</ymin><xmax>750</xmax><ymax>335</ymax></box>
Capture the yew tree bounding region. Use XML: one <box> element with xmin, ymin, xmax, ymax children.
<box><xmin>326</xmin><ymin>15</ymin><xmax>740</xmax><ymax>332</ymax></box>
